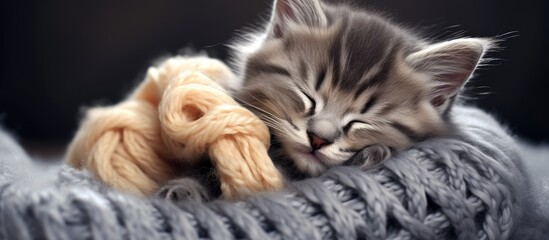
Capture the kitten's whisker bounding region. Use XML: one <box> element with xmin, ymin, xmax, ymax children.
<box><xmin>254</xmin><ymin>113</ymin><xmax>286</xmax><ymax>132</ymax></box>
<box><xmin>233</xmin><ymin>94</ymin><xmax>298</xmax><ymax>134</ymax></box>
<box><xmin>259</xmin><ymin>115</ymin><xmax>301</xmax><ymax>140</ymax></box>
<box><xmin>240</xmin><ymin>94</ymin><xmax>299</xmax><ymax>132</ymax></box>
<box><xmin>255</xmin><ymin>112</ymin><xmax>286</xmax><ymax>131</ymax></box>
<box><xmin>266</xmin><ymin>126</ymin><xmax>285</xmax><ymax>134</ymax></box>
<box><xmin>232</xmin><ymin>95</ymin><xmax>282</xmax><ymax>121</ymax></box>
<box><xmin>243</xmin><ymin>93</ymin><xmax>286</xmax><ymax>118</ymax></box>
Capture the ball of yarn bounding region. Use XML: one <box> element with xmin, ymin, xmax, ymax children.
<box><xmin>158</xmin><ymin>70</ymin><xmax>280</xmax><ymax>199</ymax></box>
<box><xmin>66</xmin><ymin>56</ymin><xmax>283</xmax><ymax>199</ymax></box>
<box><xmin>65</xmin><ymin>101</ymin><xmax>176</xmax><ymax>195</ymax></box>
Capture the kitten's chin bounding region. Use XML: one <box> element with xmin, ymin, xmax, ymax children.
<box><xmin>288</xmin><ymin>151</ymin><xmax>327</xmax><ymax>177</ymax></box>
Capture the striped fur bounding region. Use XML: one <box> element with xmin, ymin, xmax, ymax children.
<box><xmin>233</xmin><ymin>0</ymin><xmax>491</xmax><ymax>176</ymax></box>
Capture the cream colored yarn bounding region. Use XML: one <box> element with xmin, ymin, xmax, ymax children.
<box><xmin>66</xmin><ymin>56</ymin><xmax>284</xmax><ymax>199</ymax></box>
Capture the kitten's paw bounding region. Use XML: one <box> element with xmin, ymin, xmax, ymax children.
<box><xmin>155</xmin><ymin>178</ymin><xmax>211</xmax><ymax>203</ymax></box>
<box><xmin>347</xmin><ymin>144</ymin><xmax>392</xmax><ymax>169</ymax></box>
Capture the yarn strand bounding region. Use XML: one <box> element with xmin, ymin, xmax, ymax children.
<box><xmin>65</xmin><ymin>56</ymin><xmax>283</xmax><ymax>199</ymax></box>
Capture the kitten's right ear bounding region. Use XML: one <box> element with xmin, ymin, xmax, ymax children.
<box><xmin>269</xmin><ymin>0</ymin><xmax>327</xmax><ymax>38</ymax></box>
<box><xmin>405</xmin><ymin>38</ymin><xmax>492</xmax><ymax>112</ymax></box>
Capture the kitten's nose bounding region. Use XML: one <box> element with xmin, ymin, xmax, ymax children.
<box><xmin>307</xmin><ymin>131</ymin><xmax>332</xmax><ymax>151</ymax></box>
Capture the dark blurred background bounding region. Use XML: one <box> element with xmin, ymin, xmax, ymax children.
<box><xmin>1</xmin><ymin>0</ymin><xmax>547</xmax><ymax>156</ymax></box>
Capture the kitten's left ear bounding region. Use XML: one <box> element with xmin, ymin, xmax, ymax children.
<box><xmin>406</xmin><ymin>38</ymin><xmax>492</xmax><ymax>111</ymax></box>
<box><xmin>269</xmin><ymin>0</ymin><xmax>327</xmax><ymax>38</ymax></box>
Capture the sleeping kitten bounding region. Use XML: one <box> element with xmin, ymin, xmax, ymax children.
<box><xmin>233</xmin><ymin>0</ymin><xmax>492</xmax><ymax>176</ymax></box>
<box><xmin>157</xmin><ymin>0</ymin><xmax>492</xmax><ymax>201</ymax></box>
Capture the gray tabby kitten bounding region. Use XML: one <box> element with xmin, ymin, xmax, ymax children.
<box><xmin>157</xmin><ymin>0</ymin><xmax>492</xmax><ymax>201</ymax></box>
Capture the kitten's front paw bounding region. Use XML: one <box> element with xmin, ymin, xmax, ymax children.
<box><xmin>346</xmin><ymin>144</ymin><xmax>392</xmax><ymax>169</ymax></box>
<box><xmin>156</xmin><ymin>178</ymin><xmax>211</xmax><ymax>203</ymax></box>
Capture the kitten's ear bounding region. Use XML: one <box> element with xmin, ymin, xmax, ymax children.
<box><xmin>406</xmin><ymin>38</ymin><xmax>492</xmax><ymax>111</ymax></box>
<box><xmin>269</xmin><ymin>0</ymin><xmax>327</xmax><ymax>37</ymax></box>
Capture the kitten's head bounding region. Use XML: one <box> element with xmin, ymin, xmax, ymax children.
<box><xmin>234</xmin><ymin>0</ymin><xmax>492</xmax><ymax>176</ymax></box>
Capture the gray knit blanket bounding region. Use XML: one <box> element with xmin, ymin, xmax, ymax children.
<box><xmin>0</xmin><ymin>106</ymin><xmax>547</xmax><ymax>240</ymax></box>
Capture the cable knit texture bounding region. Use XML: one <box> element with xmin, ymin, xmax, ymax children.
<box><xmin>0</xmin><ymin>105</ymin><xmax>532</xmax><ymax>239</ymax></box>
<box><xmin>65</xmin><ymin>56</ymin><xmax>283</xmax><ymax>199</ymax></box>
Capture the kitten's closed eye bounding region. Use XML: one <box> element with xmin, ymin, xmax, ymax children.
<box><xmin>297</xmin><ymin>89</ymin><xmax>316</xmax><ymax>116</ymax></box>
<box><xmin>315</xmin><ymin>68</ymin><xmax>326</xmax><ymax>91</ymax></box>
<box><xmin>343</xmin><ymin>120</ymin><xmax>367</xmax><ymax>133</ymax></box>
<box><xmin>303</xmin><ymin>92</ymin><xmax>316</xmax><ymax>116</ymax></box>
<box><xmin>360</xmin><ymin>95</ymin><xmax>377</xmax><ymax>114</ymax></box>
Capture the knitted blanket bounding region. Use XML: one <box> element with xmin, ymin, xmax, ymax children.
<box><xmin>0</xmin><ymin>106</ymin><xmax>545</xmax><ymax>239</ymax></box>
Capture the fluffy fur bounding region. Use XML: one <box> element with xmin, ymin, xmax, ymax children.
<box><xmin>233</xmin><ymin>0</ymin><xmax>492</xmax><ymax>176</ymax></box>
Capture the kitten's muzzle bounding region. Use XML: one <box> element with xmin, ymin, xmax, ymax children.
<box><xmin>307</xmin><ymin>131</ymin><xmax>332</xmax><ymax>151</ymax></box>
<box><xmin>307</xmin><ymin>118</ymin><xmax>338</xmax><ymax>151</ymax></box>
